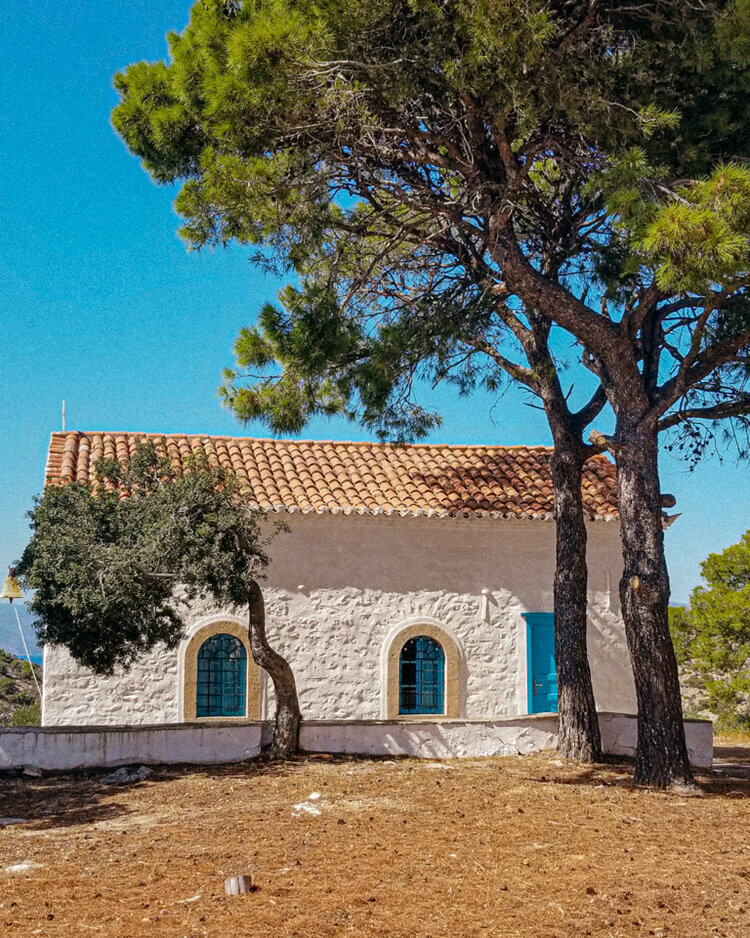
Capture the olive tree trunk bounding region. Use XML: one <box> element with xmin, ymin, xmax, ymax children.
<box><xmin>615</xmin><ymin>427</ymin><xmax>694</xmax><ymax>788</ymax></box>
<box><xmin>247</xmin><ymin>580</ymin><xmax>301</xmax><ymax>758</ymax></box>
<box><xmin>550</xmin><ymin>432</ymin><xmax>602</xmax><ymax>762</ymax></box>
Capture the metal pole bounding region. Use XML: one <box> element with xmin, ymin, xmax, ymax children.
<box><xmin>13</xmin><ymin>605</ymin><xmax>41</xmax><ymax>700</ymax></box>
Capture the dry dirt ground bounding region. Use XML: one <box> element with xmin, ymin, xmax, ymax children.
<box><xmin>1</xmin><ymin>747</ymin><xmax>749</xmax><ymax>938</ymax></box>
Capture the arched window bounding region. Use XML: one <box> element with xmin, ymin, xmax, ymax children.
<box><xmin>399</xmin><ymin>636</ymin><xmax>445</xmax><ymax>715</ymax></box>
<box><xmin>196</xmin><ymin>633</ymin><xmax>247</xmax><ymax>718</ymax></box>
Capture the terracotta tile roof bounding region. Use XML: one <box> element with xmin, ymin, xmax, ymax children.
<box><xmin>45</xmin><ymin>431</ymin><xmax>619</xmax><ymax>521</ymax></box>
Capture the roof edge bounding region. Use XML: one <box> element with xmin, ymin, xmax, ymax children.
<box><xmin>48</xmin><ymin>429</ymin><xmax>569</xmax><ymax>453</ymax></box>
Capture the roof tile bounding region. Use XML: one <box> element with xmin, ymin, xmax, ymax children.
<box><xmin>44</xmin><ymin>431</ymin><xmax>619</xmax><ymax>521</ymax></box>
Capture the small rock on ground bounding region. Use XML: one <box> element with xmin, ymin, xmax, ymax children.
<box><xmin>5</xmin><ymin>861</ymin><xmax>43</xmax><ymax>874</ymax></box>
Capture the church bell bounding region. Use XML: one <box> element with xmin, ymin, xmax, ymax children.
<box><xmin>0</xmin><ymin>568</ymin><xmax>24</xmax><ymax>602</ymax></box>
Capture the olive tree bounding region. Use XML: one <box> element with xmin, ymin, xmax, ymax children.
<box><xmin>17</xmin><ymin>442</ymin><xmax>301</xmax><ymax>757</ymax></box>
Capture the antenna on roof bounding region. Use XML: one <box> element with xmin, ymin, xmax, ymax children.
<box><xmin>62</xmin><ymin>400</ymin><xmax>66</xmax><ymax>432</ymax></box>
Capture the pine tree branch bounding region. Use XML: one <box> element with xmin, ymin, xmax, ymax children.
<box><xmin>659</xmin><ymin>397</ymin><xmax>750</xmax><ymax>431</ymax></box>
<box><xmin>573</xmin><ymin>385</ymin><xmax>608</xmax><ymax>431</ymax></box>
<box><xmin>498</xmin><ymin>237</ymin><xmax>620</xmax><ymax>353</ymax></box>
<box><xmin>463</xmin><ymin>337</ymin><xmax>538</xmax><ymax>390</ymax></box>
<box><xmin>654</xmin><ymin>322</ymin><xmax>750</xmax><ymax>415</ymax></box>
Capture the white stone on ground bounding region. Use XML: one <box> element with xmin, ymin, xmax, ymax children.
<box><xmin>292</xmin><ymin>795</ymin><xmax>323</xmax><ymax>817</ymax></box>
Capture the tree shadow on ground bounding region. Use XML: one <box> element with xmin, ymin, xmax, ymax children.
<box><xmin>714</xmin><ymin>744</ymin><xmax>750</xmax><ymax>767</ymax></box>
<box><xmin>2</xmin><ymin>750</ymin><xmax>749</xmax><ymax>832</ymax></box>
<box><xmin>522</xmin><ymin>754</ymin><xmax>750</xmax><ymax>800</ymax></box>
<box><xmin>0</xmin><ymin>755</ymin><xmax>349</xmax><ymax>831</ymax></box>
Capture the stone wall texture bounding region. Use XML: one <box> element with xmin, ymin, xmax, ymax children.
<box><xmin>42</xmin><ymin>514</ymin><xmax>636</xmax><ymax>726</ymax></box>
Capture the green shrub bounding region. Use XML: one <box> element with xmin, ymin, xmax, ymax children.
<box><xmin>705</xmin><ymin>679</ymin><xmax>750</xmax><ymax>734</ymax></box>
<box><xmin>669</xmin><ymin>606</ymin><xmax>697</xmax><ymax>667</ymax></box>
<box><xmin>9</xmin><ymin>702</ymin><xmax>41</xmax><ymax>726</ymax></box>
<box><xmin>0</xmin><ymin>676</ymin><xmax>17</xmax><ymax>696</ymax></box>
<box><xmin>672</xmin><ymin>532</ymin><xmax>750</xmax><ymax>730</ymax></box>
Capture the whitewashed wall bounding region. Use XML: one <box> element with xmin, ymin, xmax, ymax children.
<box><xmin>42</xmin><ymin>514</ymin><xmax>635</xmax><ymax>726</ymax></box>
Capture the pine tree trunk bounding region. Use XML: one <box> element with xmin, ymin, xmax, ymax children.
<box><xmin>247</xmin><ymin>580</ymin><xmax>301</xmax><ymax>758</ymax></box>
<box><xmin>550</xmin><ymin>434</ymin><xmax>602</xmax><ymax>762</ymax></box>
<box><xmin>615</xmin><ymin>427</ymin><xmax>694</xmax><ymax>788</ymax></box>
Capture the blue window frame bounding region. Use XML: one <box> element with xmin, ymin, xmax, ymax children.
<box><xmin>196</xmin><ymin>633</ymin><xmax>247</xmax><ymax>717</ymax></box>
<box><xmin>399</xmin><ymin>636</ymin><xmax>445</xmax><ymax>714</ymax></box>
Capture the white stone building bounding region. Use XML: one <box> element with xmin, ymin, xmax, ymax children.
<box><xmin>40</xmin><ymin>431</ymin><xmax>637</xmax><ymax>729</ymax></box>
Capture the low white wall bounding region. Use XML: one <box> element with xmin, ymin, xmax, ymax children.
<box><xmin>599</xmin><ymin>712</ymin><xmax>713</xmax><ymax>769</ymax></box>
<box><xmin>300</xmin><ymin>713</ymin><xmax>712</xmax><ymax>768</ymax></box>
<box><xmin>0</xmin><ymin>722</ymin><xmax>262</xmax><ymax>772</ymax></box>
<box><xmin>0</xmin><ymin>713</ymin><xmax>712</xmax><ymax>772</ymax></box>
<box><xmin>299</xmin><ymin>716</ymin><xmax>559</xmax><ymax>758</ymax></box>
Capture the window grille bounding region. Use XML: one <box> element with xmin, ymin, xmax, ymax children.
<box><xmin>399</xmin><ymin>635</ymin><xmax>445</xmax><ymax>714</ymax></box>
<box><xmin>196</xmin><ymin>633</ymin><xmax>247</xmax><ymax>717</ymax></box>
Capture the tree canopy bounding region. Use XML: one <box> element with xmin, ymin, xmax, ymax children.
<box><xmin>112</xmin><ymin>0</ymin><xmax>750</xmax><ymax>454</ymax></box>
<box><xmin>17</xmin><ymin>444</ymin><xmax>270</xmax><ymax>673</ymax></box>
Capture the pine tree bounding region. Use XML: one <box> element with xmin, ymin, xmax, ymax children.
<box><xmin>112</xmin><ymin>1</ymin><xmax>750</xmax><ymax>785</ymax></box>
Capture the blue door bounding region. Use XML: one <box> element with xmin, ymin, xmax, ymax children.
<box><xmin>524</xmin><ymin>613</ymin><xmax>558</xmax><ymax>713</ymax></box>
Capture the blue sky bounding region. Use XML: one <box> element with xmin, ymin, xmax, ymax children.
<box><xmin>0</xmin><ymin>2</ymin><xmax>748</xmax><ymax>655</ymax></box>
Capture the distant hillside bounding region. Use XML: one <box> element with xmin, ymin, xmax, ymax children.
<box><xmin>0</xmin><ymin>648</ymin><xmax>42</xmax><ymax>725</ymax></box>
<box><xmin>0</xmin><ymin>603</ymin><xmax>42</xmax><ymax>661</ymax></box>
